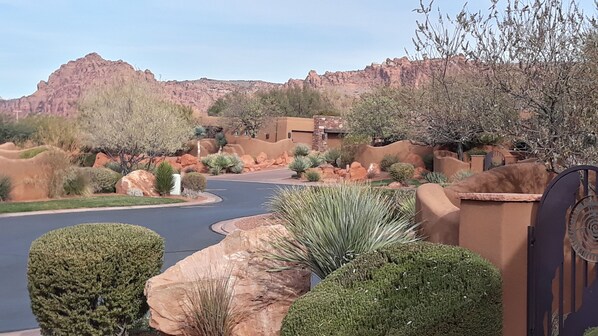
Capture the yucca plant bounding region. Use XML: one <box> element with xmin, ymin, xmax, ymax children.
<box><xmin>293</xmin><ymin>143</ymin><xmax>310</xmax><ymax>157</ymax></box>
<box><xmin>268</xmin><ymin>183</ymin><xmax>420</xmax><ymax>279</ymax></box>
<box><xmin>181</xmin><ymin>270</ymin><xmax>238</xmax><ymax>336</ymax></box>
<box><xmin>423</xmin><ymin>171</ymin><xmax>448</xmax><ymax>185</ymax></box>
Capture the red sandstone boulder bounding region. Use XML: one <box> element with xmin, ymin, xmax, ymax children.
<box><xmin>413</xmin><ymin>167</ymin><xmax>427</xmax><ymax>179</ymax></box>
<box><xmin>115</xmin><ymin>170</ymin><xmax>158</xmax><ymax>196</ymax></box>
<box><xmin>349</xmin><ymin>162</ymin><xmax>367</xmax><ymax>181</ymax></box>
<box><xmin>367</xmin><ymin>163</ymin><xmax>381</xmax><ymax>177</ymax></box>
<box><xmin>179</xmin><ymin>154</ymin><xmax>198</xmax><ymax>167</ymax></box>
<box><xmin>145</xmin><ymin>225</ymin><xmax>310</xmax><ymax>336</ymax></box>
<box><xmin>93</xmin><ymin>152</ymin><xmax>111</xmax><ymax>168</ymax></box>
<box><xmin>388</xmin><ymin>182</ymin><xmax>403</xmax><ymax>189</ymax></box>
<box><xmin>255</xmin><ymin>152</ymin><xmax>268</xmax><ymax>164</ymax></box>
<box><xmin>240</xmin><ymin>154</ymin><xmax>256</xmax><ymax>168</ymax></box>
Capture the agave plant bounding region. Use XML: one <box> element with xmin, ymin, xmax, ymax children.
<box><xmin>267</xmin><ymin>183</ymin><xmax>420</xmax><ymax>279</ymax></box>
<box><xmin>423</xmin><ymin>171</ymin><xmax>448</xmax><ymax>185</ymax></box>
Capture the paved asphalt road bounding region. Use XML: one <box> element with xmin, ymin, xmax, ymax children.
<box><xmin>0</xmin><ymin>180</ymin><xmax>284</xmax><ymax>333</ymax></box>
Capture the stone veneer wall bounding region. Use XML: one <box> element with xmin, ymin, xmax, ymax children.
<box><xmin>312</xmin><ymin>116</ymin><xmax>346</xmax><ymax>152</ymax></box>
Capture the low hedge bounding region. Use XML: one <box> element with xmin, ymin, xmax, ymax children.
<box><xmin>281</xmin><ymin>242</ymin><xmax>502</xmax><ymax>336</ymax></box>
<box><xmin>388</xmin><ymin>162</ymin><xmax>415</xmax><ymax>183</ymax></box>
<box><xmin>28</xmin><ymin>223</ymin><xmax>164</xmax><ymax>336</ymax></box>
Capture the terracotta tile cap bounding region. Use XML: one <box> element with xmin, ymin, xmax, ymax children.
<box><xmin>458</xmin><ymin>192</ymin><xmax>542</xmax><ymax>202</ymax></box>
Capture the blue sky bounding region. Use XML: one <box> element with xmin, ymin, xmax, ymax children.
<box><xmin>0</xmin><ymin>0</ymin><xmax>595</xmax><ymax>99</ymax></box>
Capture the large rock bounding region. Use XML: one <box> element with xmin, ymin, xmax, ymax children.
<box><xmin>115</xmin><ymin>170</ymin><xmax>158</xmax><ymax>196</ymax></box>
<box><xmin>145</xmin><ymin>225</ymin><xmax>310</xmax><ymax>336</ymax></box>
<box><xmin>255</xmin><ymin>152</ymin><xmax>268</xmax><ymax>164</ymax></box>
<box><xmin>92</xmin><ymin>152</ymin><xmax>111</xmax><ymax>168</ymax></box>
<box><xmin>240</xmin><ymin>154</ymin><xmax>256</xmax><ymax>168</ymax></box>
<box><xmin>179</xmin><ymin>154</ymin><xmax>198</xmax><ymax>167</ymax></box>
<box><xmin>403</xmin><ymin>153</ymin><xmax>425</xmax><ymax>168</ymax></box>
<box><xmin>348</xmin><ymin>161</ymin><xmax>367</xmax><ymax>181</ymax></box>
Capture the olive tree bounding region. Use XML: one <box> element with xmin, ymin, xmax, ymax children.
<box><xmin>346</xmin><ymin>87</ymin><xmax>413</xmax><ymax>146</ymax></box>
<box><xmin>78</xmin><ymin>79</ymin><xmax>194</xmax><ymax>174</ymax></box>
<box><xmin>414</xmin><ymin>0</ymin><xmax>598</xmax><ymax>171</ymax></box>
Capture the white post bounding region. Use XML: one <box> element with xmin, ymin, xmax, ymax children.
<box><xmin>171</xmin><ymin>174</ymin><xmax>181</xmax><ymax>196</ymax></box>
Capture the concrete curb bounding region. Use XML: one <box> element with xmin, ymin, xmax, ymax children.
<box><xmin>210</xmin><ymin>213</ymin><xmax>273</xmax><ymax>235</ymax></box>
<box><xmin>0</xmin><ymin>328</ymin><xmax>40</xmax><ymax>336</ymax></box>
<box><xmin>0</xmin><ymin>192</ymin><xmax>222</xmax><ymax>218</ymax></box>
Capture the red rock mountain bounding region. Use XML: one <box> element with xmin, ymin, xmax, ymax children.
<box><xmin>0</xmin><ymin>53</ymin><xmax>460</xmax><ymax>118</ymax></box>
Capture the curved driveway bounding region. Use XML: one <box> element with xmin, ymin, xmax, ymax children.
<box><xmin>0</xmin><ymin>180</ymin><xmax>284</xmax><ymax>333</ymax></box>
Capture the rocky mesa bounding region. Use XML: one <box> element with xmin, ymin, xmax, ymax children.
<box><xmin>0</xmin><ymin>53</ymin><xmax>464</xmax><ymax>118</ymax></box>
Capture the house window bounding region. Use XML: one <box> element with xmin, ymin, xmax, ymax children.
<box><xmin>265</xmin><ymin>133</ymin><xmax>270</xmax><ymax>140</ymax></box>
<box><xmin>288</xmin><ymin>132</ymin><xmax>292</xmax><ymax>139</ymax></box>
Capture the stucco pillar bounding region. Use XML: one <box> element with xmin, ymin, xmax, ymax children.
<box><xmin>470</xmin><ymin>155</ymin><xmax>485</xmax><ymax>173</ymax></box>
<box><xmin>458</xmin><ymin>193</ymin><xmax>541</xmax><ymax>336</ymax></box>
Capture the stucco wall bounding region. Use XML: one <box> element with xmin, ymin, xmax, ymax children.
<box><xmin>0</xmin><ymin>145</ymin><xmax>49</xmax><ymax>160</ymax></box>
<box><xmin>354</xmin><ymin>140</ymin><xmax>433</xmax><ymax>168</ymax></box>
<box><xmin>227</xmin><ymin>137</ymin><xmax>296</xmax><ymax>159</ymax></box>
<box><xmin>0</xmin><ymin>142</ymin><xmax>16</xmax><ymax>150</ymax></box>
<box><xmin>415</xmin><ymin>183</ymin><xmax>460</xmax><ymax>245</ymax></box>
<box><xmin>0</xmin><ymin>151</ymin><xmax>52</xmax><ymax>201</ymax></box>
<box><xmin>433</xmin><ymin>150</ymin><xmax>470</xmax><ymax>178</ymax></box>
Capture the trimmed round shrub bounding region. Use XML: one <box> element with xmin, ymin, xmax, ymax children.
<box><xmin>388</xmin><ymin>162</ymin><xmax>415</xmax><ymax>183</ymax></box>
<box><xmin>80</xmin><ymin>167</ymin><xmax>122</xmax><ymax>193</ymax></box>
<box><xmin>293</xmin><ymin>143</ymin><xmax>310</xmax><ymax>157</ymax></box>
<box><xmin>281</xmin><ymin>242</ymin><xmax>502</xmax><ymax>336</ymax></box>
<box><xmin>0</xmin><ymin>174</ymin><xmax>12</xmax><ymax>201</ymax></box>
<box><xmin>288</xmin><ymin>156</ymin><xmax>311</xmax><ymax>176</ymax></box>
<box><xmin>28</xmin><ymin>223</ymin><xmax>164</xmax><ymax>336</ymax></box>
<box><xmin>182</xmin><ymin>172</ymin><xmax>207</xmax><ymax>192</ymax></box>
<box><xmin>305</xmin><ymin>170</ymin><xmax>321</xmax><ymax>182</ymax></box>
<box><xmin>154</xmin><ymin>161</ymin><xmax>175</xmax><ymax>195</ymax></box>
<box><xmin>380</xmin><ymin>154</ymin><xmax>400</xmax><ymax>172</ymax></box>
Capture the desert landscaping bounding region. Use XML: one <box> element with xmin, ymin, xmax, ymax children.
<box><xmin>2</xmin><ymin>1</ymin><xmax>598</xmax><ymax>336</ymax></box>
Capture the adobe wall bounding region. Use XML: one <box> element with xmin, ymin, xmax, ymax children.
<box><xmin>415</xmin><ymin>183</ymin><xmax>460</xmax><ymax>245</ymax></box>
<box><xmin>0</xmin><ymin>152</ymin><xmax>52</xmax><ymax>201</ymax></box>
<box><xmin>354</xmin><ymin>140</ymin><xmax>433</xmax><ymax>168</ymax></box>
<box><xmin>227</xmin><ymin>137</ymin><xmax>295</xmax><ymax>159</ymax></box>
<box><xmin>433</xmin><ymin>150</ymin><xmax>470</xmax><ymax>178</ymax></box>
<box><xmin>0</xmin><ymin>142</ymin><xmax>16</xmax><ymax>150</ymax></box>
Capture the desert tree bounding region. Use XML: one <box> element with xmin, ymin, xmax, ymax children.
<box><xmin>414</xmin><ymin>0</ymin><xmax>598</xmax><ymax>171</ymax></box>
<box><xmin>219</xmin><ymin>91</ymin><xmax>273</xmax><ymax>138</ymax></box>
<box><xmin>346</xmin><ymin>87</ymin><xmax>414</xmax><ymax>146</ymax></box>
<box><xmin>78</xmin><ymin>79</ymin><xmax>194</xmax><ymax>174</ymax></box>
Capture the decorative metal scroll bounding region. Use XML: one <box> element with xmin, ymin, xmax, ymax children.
<box><xmin>528</xmin><ymin>166</ymin><xmax>598</xmax><ymax>335</ymax></box>
<box><xmin>483</xmin><ymin>150</ymin><xmax>505</xmax><ymax>171</ymax></box>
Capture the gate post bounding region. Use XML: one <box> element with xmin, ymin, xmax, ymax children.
<box><xmin>459</xmin><ymin>192</ymin><xmax>542</xmax><ymax>336</ymax></box>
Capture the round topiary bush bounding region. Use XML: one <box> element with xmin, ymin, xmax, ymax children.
<box><xmin>380</xmin><ymin>154</ymin><xmax>400</xmax><ymax>172</ymax></box>
<box><xmin>79</xmin><ymin>167</ymin><xmax>122</xmax><ymax>193</ymax></box>
<box><xmin>388</xmin><ymin>162</ymin><xmax>415</xmax><ymax>183</ymax></box>
<box><xmin>281</xmin><ymin>242</ymin><xmax>502</xmax><ymax>336</ymax></box>
<box><xmin>182</xmin><ymin>172</ymin><xmax>207</xmax><ymax>192</ymax></box>
<box><xmin>28</xmin><ymin>223</ymin><xmax>164</xmax><ymax>336</ymax></box>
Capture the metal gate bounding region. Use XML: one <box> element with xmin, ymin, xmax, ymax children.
<box><xmin>528</xmin><ymin>165</ymin><xmax>598</xmax><ymax>335</ymax></box>
<box><xmin>484</xmin><ymin>150</ymin><xmax>506</xmax><ymax>171</ymax></box>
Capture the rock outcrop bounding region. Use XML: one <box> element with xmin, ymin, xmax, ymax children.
<box><xmin>115</xmin><ymin>170</ymin><xmax>157</xmax><ymax>196</ymax></box>
<box><xmin>145</xmin><ymin>225</ymin><xmax>310</xmax><ymax>336</ymax></box>
<box><xmin>0</xmin><ymin>53</ymin><xmax>468</xmax><ymax>118</ymax></box>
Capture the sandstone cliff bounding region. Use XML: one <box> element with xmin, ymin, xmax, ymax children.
<box><xmin>0</xmin><ymin>53</ymin><xmax>465</xmax><ymax>118</ymax></box>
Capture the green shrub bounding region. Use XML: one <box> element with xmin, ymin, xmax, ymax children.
<box><xmin>228</xmin><ymin>154</ymin><xmax>244</xmax><ymax>174</ymax></box>
<box><xmin>0</xmin><ymin>175</ymin><xmax>12</xmax><ymax>201</ymax></box>
<box><xmin>154</xmin><ymin>162</ymin><xmax>175</xmax><ymax>195</ymax></box>
<box><xmin>476</xmin><ymin>132</ymin><xmax>502</xmax><ymax>146</ymax></box>
<box><xmin>307</xmin><ymin>152</ymin><xmax>325</xmax><ymax>168</ymax></box>
<box><xmin>75</xmin><ymin>152</ymin><xmax>97</xmax><ymax>167</ymax></box>
<box><xmin>380</xmin><ymin>154</ymin><xmax>400</xmax><ymax>172</ymax></box>
<box><xmin>105</xmin><ymin>161</ymin><xmax>124</xmax><ymax>174</ymax></box>
<box><xmin>423</xmin><ymin>153</ymin><xmax>434</xmax><ymax>171</ymax></box>
<box><xmin>467</xmin><ymin>148</ymin><xmax>488</xmax><ymax>156</ymax></box>
<box><xmin>451</xmin><ymin>169</ymin><xmax>475</xmax><ymax>182</ymax></box>
<box><xmin>19</xmin><ymin>147</ymin><xmax>47</xmax><ymax>159</ymax></box>
<box><xmin>388</xmin><ymin>162</ymin><xmax>415</xmax><ymax>183</ymax></box>
<box><xmin>288</xmin><ymin>156</ymin><xmax>311</xmax><ymax>176</ymax></box>
<box><xmin>42</xmin><ymin>149</ymin><xmax>72</xmax><ymax>198</ymax></box>
<box><xmin>268</xmin><ymin>184</ymin><xmax>419</xmax><ymax>279</ymax></box>
<box><xmin>182</xmin><ymin>172</ymin><xmax>207</xmax><ymax>192</ymax></box>
<box><xmin>293</xmin><ymin>143</ymin><xmax>310</xmax><ymax>157</ymax></box>
<box><xmin>423</xmin><ymin>171</ymin><xmax>448</xmax><ymax>185</ymax></box>
<box><xmin>215</xmin><ymin>132</ymin><xmax>228</xmax><ymax>149</ymax></box>
<box><xmin>280</xmin><ymin>242</ymin><xmax>502</xmax><ymax>336</ymax></box>
<box><xmin>323</xmin><ymin>148</ymin><xmax>341</xmax><ymax>167</ymax></box>
<box><xmin>79</xmin><ymin>167</ymin><xmax>122</xmax><ymax>193</ymax></box>
<box><xmin>63</xmin><ymin>168</ymin><xmax>92</xmax><ymax>196</ymax></box>
<box><xmin>201</xmin><ymin>153</ymin><xmax>240</xmax><ymax>175</ymax></box>
<box><xmin>585</xmin><ymin>328</ymin><xmax>598</xmax><ymax>336</ymax></box>
<box><xmin>305</xmin><ymin>170</ymin><xmax>321</xmax><ymax>182</ymax></box>
<box><xmin>28</xmin><ymin>223</ymin><xmax>164</xmax><ymax>336</ymax></box>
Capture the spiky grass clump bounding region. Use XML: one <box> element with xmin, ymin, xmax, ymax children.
<box><xmin>268</xmin><ymin>183</ymin><xmax>420</xmax><ymax>279</ymax></box>
<box><xmin>451</xmin><ymin>169</ymin><xmax>475</xmax><ymax>182</ymax></box>
<box><xmin>305</xmin><ymin>170</ymin><xmax>321</xmax><ymax>182</ymax></box>
<box><xmin>293</xmin><ymin>143</ymin><xmax>310</xmax><ymax>157</ymax></box>
<box><xmin>288</xmin><ymin>156</ymin><xmax>311</xmax><ymax>176</ymax></box>
<box><xmin>181</xmin><ymin>271</ymin><xmax>237</xmax><ymax>336</ymax></box>
<box><xmin>424</xmin><ymin>171</ymin><xmax>448</xmax><ymax>185</ymax></box>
